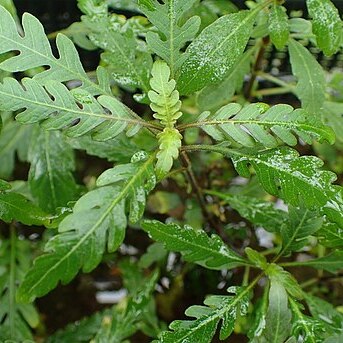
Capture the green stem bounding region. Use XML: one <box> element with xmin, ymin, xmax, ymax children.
<box><xmin>253</xmin><ymin>86</ymin><xmax>294</xmax><ymax>97</ymax></box>
<box><xmin>9</xmin><ymin>225</ymin><xmax>16</xmax><ymax>338</ymax></box>
<box><xmin>257</xmin><ymin>71</ymin><xmax>296</xmax><ymax>89</ymax></box>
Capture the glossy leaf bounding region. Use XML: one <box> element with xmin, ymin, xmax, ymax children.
<box><xmin>159</xmin><ymin>286</ymin><xmax>250</xmax><ymax>342</ymax></box>
<box><xmin>260</xmin><ymin>280</ymin><xmax>292</xmax><ymax>343</ymax></box>
<box><xmin>138</xmin><ymin>0</ymin><xmax>200</xmax><ymax>75</ymax></box>
<box><xmin>177</xmin><ymin>9</ymin><xmax>258</xmax><ymax>94</ymax></box>
<box><xmin>288</xmin><ymin>39</ymin><xmax>326</xmax><ymax>115</ymax></box>
<box><xmin>142</xmin><ymin>220</ymin><xmax>248</xmax><ymax>270</ymax></box>
<box><xmin>148</xmin><ymin>61</ymin><xmax>183</xmax><ymax>177</ymax></box>
<box><xmin>280</xmin><ymin>207</ymin><xmax>323</xmax><ymax>255</ymax></box>
<box><xmin>289</xmin><ymin>298</ymin><xmax>326</xmax><ymax>343</ymax></box>
<box><xmin>231</xmin><ymin>147</ymin><xmax>343</xmax><ymax>229</ymax></box>
<box><xmin>187</xmin><ymin>103</ymin><xmax>334</xmax><ymax>148</ymax></box>
<box><xmin>0</xmin><ymin>189</ymin><xmax>47</xmax><ymax>226</ymax></box>
<box><xmin>0</xmin><ymin>5</ymin><xmax>107</xmax><ymax>95</ymax></box>
<box><xmin>80</xmin><ymin>0</ymin><xmax>152</xmax><ymax>92</ymax></box>
<box><xmin>28</xmin><ymin>129</ymin><xmax>77</xmax><ymax>213</ymax></box>
<box><xmin>268</xmin><ymin>4</ymin><xmax>289</xmax><ymax>50</ymax></box>
<box><xmin>197</xmin><ymin>49</ymin><xmax>254</xmax><ymax>111</ymax></box>
<box><xmin>0</xmin><ymin>78</ymin><xmax>146</xmax><ymax>140</ymax></box>
<box><xmin>306</xmin><ymin>0</ymin><xmax>343</xmax><ymax>56</ymax></box>
<box><xmin>17</xmin><ymin>153</ymin><xmax>156</xmax><ymax>302</ymax></box>
<box><xmin>211</xmin><ymin>192</ymin><xmax>287</xmax><ymax>233</ymax></box>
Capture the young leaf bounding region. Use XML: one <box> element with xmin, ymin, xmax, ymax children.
<box><xmin>0</xmin><ymin>5</ymin><xmax>107</xmax><ymax>95</ymax></box>
<box><xmin>17</xmin><ymin>153</ymin><xmax>156</xmax><ymax>302</ymax></box>
<box><xmin>177</xmin><ymin>8</ymin><xmax>259</xmax><ymax>94</ymax></box>
<box><xmin>288</xmin><ymin>39</ymin><xmax>326</xmax><ymax>115</ymax></box>
<box><xmin>280</xmin><ymin>207</ymin><xmax>323</xmax><ymax>255</ymax></box>
<box><xmin>148</xmin><ymin>61</ymin><xmax>183</xmax><ymax>177</ymax></box>
<box><xmin>138</xmin><ymin>0</ymin><xmax>201</xmax><ymax>75</ymax></box>
<box><xmin>289</xmin><ymin>298</ymin><xmax>326</xmax><ymax>343</ymax></box>
<box><xmin>197</xmin><ymin>48</ymin><xmax>254</xmax><ymax>111</ymax></box>
<box><xmin>306</xmin><ymin>0</ymin><xmax>343</xmax><ymax>56</ymax></box>
<box><xmin>0</xmin><ymin>78</ymin><xmax>148</xmax><ymax>140</ymax></box>
<box><xmin>0</xmin><ymin>231</ymin><xmax>39</xmax><ymax>341</ymax></box>
<box><xmin>141</xmin><ymin>220</ymin><xmax>248</xmax><ymax>270</ymax></box>
<box><xmin>287</xmin><ymin>251</ymin><xmax>343</xmax><ymax>273</ymax></box>
<box><xmin>0</xmin><ymin>188</ymin><xmax>47</xmax><ymax>226</ymax></box>
<box><xmin>183</xmin><ymin>103</ymin><xmax>334</xmax><ymax>148</ymax></box>
<box><xmin>207</xmin><ymin>191</ymin><xmax>287</xmax><ymax>233</ymax></box>
<box><xmin>80</xmin><ymin>0</ymin><xmax>152</xmax><ymax>92</ymax></box>
<box><xmin>28</xmin><ymin>129</ymin><xmax>78</xmax><ymax>213</ymax></box>
<box><xmin>159</xmin><ymin>286</ymin><xmax>250</xmax><ymax>342</ymax></box>
<box><xmin>268</xmin><ymin>4</ymin><xmax>289</xmax><ymax>50</ymax></box>
<box><xmin>259</xmin><ymin>280</ymin><xmax>292</xmax><ymax>343</ymax></box>
<box><xmin>231</xmin><ymin>147</ymin><xmax>343</xmax><ymax>229</ymax></box>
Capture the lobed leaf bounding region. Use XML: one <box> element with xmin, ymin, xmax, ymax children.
<box><xmin>177</xmin><ymin>8</ymin><xmax>258</xmax><ymax>94</ymax></box>
<box><xmin>0</xmin><ymin>78</ymin><xmax>146</xmax><ymax>140</ymax></box>
<box><xmin>17</xmin><ymin>153</ymin><xmax>156</xmax><ymax>302</ymax></box>
<box><xmin>158</xmin><ymin>287</ymin><xmax>250</xmax><ymax>342</ymax></box>
<box><xmin>306</xmin><ymin>0</ymin><xmax>343</xmax><ymax>56</ymax></box>
<box><xmin>231</xmin><ymin>147</ymin><xmax>343</xmax><ymax>229</ymax></box>
<box><xmin>138</xmin><ymin>0</ymin><xmax>200</xmax><ymax>76</ymax></box>
<box><xmin>185</xmin><ymin>103</ymin><xmax>334</xmax><ymax>148</ymax></box>
<box><xmin>141</xmin><ymin>220</ymin><xmax>248</xmax><ymax>270</ymax></box>
<box><xmin>288</xmin><ymin>39</ymin><xmax>326</xmax><ymax>115</ymax></box>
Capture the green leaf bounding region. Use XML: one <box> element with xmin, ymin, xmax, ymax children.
<box><xmin>0</xmin><ymin>118</ymin><xmax>32</xmax><ymax>179</ymax></box>
<box><xmin>305</xmin><ymin>294</ymin><xmax>343</xmax><ymax>331</ymax></box>
<box><xmin>231</xmin><ymin>147</ymin><xmax>343</xmax><ymax>229</ymax></box>
<box><xmin>188</xmin><ymin>103</ymin><xmax>334</xmax><ymax>148</ymax></box>
<box><xmin>260</xmin><ymin>280</ymin><xmax>292</xmax><ymax>343</ymax></box>
<box><xmin>159</xmin><ymin>286</ymin><xmax>250</xmax><ymax>342</ymax></box>
<box><xmin>0</xmin><ymin>78</ymin><xmax>147</xmax><ymax>140</ymax></box>
<box><xmin>207</xmin><ymin>191</ymin><xmax>287</xmax><ymax>233</ymax></box>
<box><xmin>317</xmin><ymin>222</ymin><xmax>343</xmax><ymax>248</ymax></box>
<box><xmin>141</xmin><ymin>220</ymin><xmax>248</xmax><ymax>270</ymax></box>
<box><xmin>245</xmin><ymin>247</ymin><xmax>268</xmax><ymax>270</ymax></box>
<box><xmin>0</xmin><ymin>231</ymin><xmax>39</xmax><ymax>341</ymax></box>
<box><xmin>280</xmin><ymin>207</ymin><xmax>323</xmax><ymax>255</ymax></box>
<box><xmin>138</xmin><ymin>0</ymin><xmax>200</xmax><ymax>75</ymax></box>
<box><xmin>17</xmin><ymin>153</ymin><xmax>156</xmax><ymax>302</ymax></box>
<box><xmin>289</xmin><ymin>298</ymin><xmax>326</xmax><ymax>343</ymax></box>
<box><xmin>0</xmin><ymin>5</ymin><xmax>107</xmax><ymax>95</ymax></box>
<box><xmin>148</xmin><ymin>60</ymin><xmax>183</xmax><ymax>177</ymax></box>
<box><xmin>80</xmin><ymin>1</ymin><xmax>152</xmax><ymax>92</ymax></box>
<box><xmin>0</xmin><ymin>189</ymin><xmax>48</xmax><ymax>226</ymax></box>
<box><xmin>268</xmin><ymin>4</ymin><xmax>289</xmax><ymax>50</ymax></box>
<box><xmin>322</xmin><ymin>102</ymin><xmax>343</xmax><ymax>144</ymax></box>
<box><xmin>289</xmin><ymin>251</ymin><xmax>343</xmax><ymax>273</ymax></box>
<box><xmin>28</xmin><ymin>128</ymin><xmax>78</xmax><ymax>213</ymax></box>
<box><xmin>288</xmin><ymin>39</ymin><xmax>326</xmax><ymax>115</ymax></box>
<box><xmin>306</xmin><ymin>0</ymin><xmax>343</xmax><ymax>56</ymax></box>
<box><xmin>177</xmin><ymin>8</ymin><xmax>258</xmax><ymax>94</ymax></box>
<box><xmin>197</xmin><ymin>48</ymin><xmax>254</xmax><ymax>111</ymax></box>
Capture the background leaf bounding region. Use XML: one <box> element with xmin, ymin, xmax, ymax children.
<box><xmin>268</xmin><ymin>4</ymin><xmax>289</xmax><ymax>50</ymax></box>
<box><xmin>28</xmin><ymin>128</ymin><xmax>78</xmax><ymax>213</ymax></box>
<box><xmin>288</xmin><ymin>39</ymin><xmax>326</xmax><ymax>115</ymax></box>
<box><xmin>306</xmin><ymin>0</ymin><xmax>343</xmax><ymax>56</ymax></box>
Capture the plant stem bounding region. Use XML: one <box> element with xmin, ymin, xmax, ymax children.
<box><xmin>253</xmin><ymin>86</ymin><xmax>294</xmax><ymax>97</ymax></box>
<box><xmin>257</xmin><ymin>71</ymin><xmax>295</xmax><ymax>89</ymax></box>
<box><xmin>179</xmin><ymin>151</ymin><xmax>227</xmax><ymax>239</ymax></box>
<box><xmin>9</xmin><ymin>224</ymin><xmax>16</xmax><ymax>338</ymax></box>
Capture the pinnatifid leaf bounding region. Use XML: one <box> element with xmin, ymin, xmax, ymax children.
<box><xmin>158</xmin><ymin>286</ymin><xmax>250</xmax><ymax>342</ymax></box>
<box><xmin>185</xmin><ymin>103</ymin><xmax>334</xmax><ymax>148</ymax></box>
<box><xmin>138</xmin><ymin>0</ymin><xmax>201</xmax><ymax>76</ymax></box>
<box><xmin>142</xmin><ymin>220</ymin><xmax>248</xmax><ymax>270</ymax></box>
<box><xmin>306</xmin><ymin>0</ymin><xmax>343</xmax><ymax>56</ymax></box>
<box><xmin>17</xmin><ymin>153</ymin><xmax>156</xmax><ymax>302</ymax></box>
